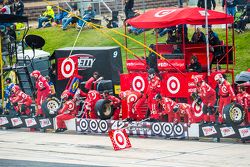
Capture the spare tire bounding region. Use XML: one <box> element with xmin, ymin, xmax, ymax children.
<box><xmin>95</xmin><ymin>99</ymin><xmax>114</xmax><ymax>120</ymax></box>
<box><xmin>223</xmin><ymin>103</ymin><xmax>245</xmax><ymax>126</ymax></box>
<box><xmin>42</xmin><ymin>97</ymin><xmax>61</xmax><ymax>118</ymax></box>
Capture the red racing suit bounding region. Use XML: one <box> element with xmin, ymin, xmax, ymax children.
<box><xmin>56</xmin><ymin>99</ymin><xmax>76</xmax><ymax>129</ymax></box>
<box><xmin>197</xmin><ymin>81</ymin><xmax>216</xmax><ymax>123</ymax></box>
<box><xmin>35</xmin><ymin>75</ymin><xmax>51</xmax><ymax>116</ymax></box>
<box><xmin>10</xmin><ymin>90</ymin><xmax>32</xmax><ymax>115</ymax></box>
<box><xmin>122</xmin><ymin>90</ymin><xmax>142</xmax><ymax>120</ymax></box>
<box><xmin>84</xmin><ymin>90</ymin><xmax>101</xmax><ymax>119</ymax></box>
<box><xmin>105</xmin><ymin>95</ymin><xmax>121</xmax><ymax>120</ymax></box>
<box><xmin>136</xmin><ymin>75</ymin><xmax>161</xmax><ymax>120</ymax></box>
<box><xmin>85</xmin><ymin>77</ymin><xmax>96</xmax><ymax>91</ymax></box>
<box><xmin>237</xmin><ymin>91</ymin><xmax>250</xmax><ymax>124</ymax></box>
<box><xmin>218</xmin><ymin>79</ymin><xmax>236</xmax><ymax>123</ymax></box>
<box><xmin>174</xmin><ymin>103</ymin><xmax>194</xmax><ymax>125</ymax></box>
<box><xmin>158</xmin><ymin>97</ymin><xmax>177</xmax><ymax>122</ymax></box>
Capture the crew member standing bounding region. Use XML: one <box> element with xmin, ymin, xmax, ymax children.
<box><xmin>214</xmin><ymin>73</ymin><xmax>236</xmax><ymax>124</ymax></box>
<box><xmin>85</xmin><ymin>71</ymin><xmax>103</xmax><ymax>92</ymax></box>
<box><xmin>30</xmin><ymin>70</ymin><xmax>51</xmax><ymax>117</ymax></box>
<box><xmin>194</xmin><ymin>76</ymin><xmax>216</xmax><ymax>123</ymax></box>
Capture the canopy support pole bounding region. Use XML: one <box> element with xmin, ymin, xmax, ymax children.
<box><xmin>205</xmin><ymin>0</ymin><xmax>210</xmax><ymax>76</ymax></box>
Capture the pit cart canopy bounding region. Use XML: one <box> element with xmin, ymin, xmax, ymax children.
<box><xmin>127</xmin><ymin>7</ymin><xmax>234</xmax><ymax>28</ymax></box>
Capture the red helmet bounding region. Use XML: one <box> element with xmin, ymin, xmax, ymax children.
<box><xmin>214</xmin><ymin>73</ymin><xmax>223</xmax><ymax>81</ymax></box>
<box><xmin>61</xmin><ymin>90</ymin><xmax>71</xmax><ymax>100</ymax></box>
<box><xmin>119</xmin><ymin>91</ymin><xmax>126</xmax><ymax>99</ymax></box>
<box><xmin>12</xmin><ymin>85</ymin><xmax>20</xmax><ymax>93</ymax></box>
<box><xmin>30</xmin><ymin>70</ymin><xmax>41</xmax><ymax>78</ymax></box>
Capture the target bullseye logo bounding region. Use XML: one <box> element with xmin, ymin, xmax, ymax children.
<box><xmin>61</xmin><ymin>57</ymin><xmax>75</xmax><ymax>78</ymax></box>
<box><xmin>132</xmin><ymin>76</ymin><xmax>145</xmax><ymax>92</ymax></box>
<box><xmin>222</xmin><ymin>85</ymin><xmax>227</xmax><ymax>93</ymax></box>
<box><xmin>113</xmin><ymin>130</ymin><xmax>127</xmax><ymax>149</ymax></box>
<box><xmin>192</xmin><ymin>101</ymin><xmax>204</xmax><ymax>117</ymax></box>
<box><xmin>167</xmin><ymin>76</ymin><xmax>180</xmax><ymax>94</ymax></box>
<box><xmin>127</xmin><ymin>94</ymin><xmax>138</xmax><ymax>103</ymax></box>
<box><xmin>154</xmin><ymin>9</ymin><xmax>176</xmax><ymax>17</ymax></box>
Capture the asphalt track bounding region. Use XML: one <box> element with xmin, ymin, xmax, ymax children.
<box><xmin>0</xmin><ymin>129</ymin><xmax>249</xmax><ymax>167</ymax></box>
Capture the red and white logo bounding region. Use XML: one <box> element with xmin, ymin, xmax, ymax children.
<box><xmin>11</xmin><ymin>117</ymin><xmax>22</xmax><ymax>127</ymax></box>
<box><xmin>25</xmin><ymin>118</ymin><xmax>37</xmax><ymax>127</ymax></box>
<box><xmin>220</xmin><ymin>127</ymin><xmax>235</xmax><ymax>137</ymax></box>
<box><xmin>132</xmin><ymin>76</ymin><xmax>145</xmax><ymax>92</ymax></box>
<box><xmin>199</xmin><ymin>10</ymin><xmax>210</xmax><ymax>16</ymax></box>
<box><xmin>77</xmin><ymin>54</ymin><xmax>96</xmax><ymax>70</ymax></box>
<box><xmin>202</xmin><ymin>126</ymin><xmax>217</xmax><ymax>136</ymax></box>
<box><xmin>127</xmin><ymin>94</ymin><xmax>138</xmax><ymax>103</ymax></box>
<box><xmin>108</xmin><ymin>129</ymin><xmax>132</xmax><ymax>151</ymax></box>
<box><xmin>222</xmin><ymin>85</ymin><xmax>227</xmax><ymax>93</ymax></box>
<box><xmin>167</xmin><ymin>76</ymin><xmax>180</xmax><ymax>94</ymax></box>
<box><xmin>192</xmin><ymin>101</ymin><xmax>204</xmax><ymax>118</ymax></box>
<box><xmin>61</xmin><ymin>57</ymin><xmax>75</xmax><ymax>78</ymax></box>
<box><xmin>154</xmin><ymin>9</ymin><xmax>176</xmax><ymax>17</ymax></box>
<box><xmin>238</xmin><ymin>127</ymin><xmax>250</xmax><ymax>138</ymax></box>
<box><xmin>0</xmin><ymin>117</ymin><xmax>8</xmax><ymax>126</ymax></box>
<box><xmin>39</xmin><ymin>119</ymin><xmax>51</xmax><ymax>128</ymax></box>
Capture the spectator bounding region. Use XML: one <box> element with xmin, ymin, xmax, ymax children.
<box><xmin>208</xmin><ymin>27</ymin><xmax>221</xmax><ymax>57</ymax></box>
<box><xmin>37</xmin><ymin>6</ymin><xmax>55</xmax><ymax>29</ymax></box>
<box><xmin>197</xmin><ymin>0</ymin><xmax>216</xmax><ymax>10</ymax></box>
<box><xmin>166</xmin><ymin>30</ymin><xmax>177</xmax><ymax>44</ymax></box>
<box><xmin>14</xmin><ymin>0</ymin><xmax>24</xmax><ymax>16</ymax></box>
<box><xmin>1</xmin><ymin>0</ymin><xmax>11</xmax><ymax>14</ymax></box>
<box><xmin>172</xmin><ymin>45</ymin><xmax>182</xmax><ymax>54</ymax></box>
<box><xmin>127</xmin><ymin>10</ymin><xmax>144</xmax><ymax>35</ymax></box>
<box><xmin>77</xmin><ymin>5</ymin><xmax>95</xmax><ymax>29</ymax></box>
<box><xmin>222</xmin><ymin>0</ymin><xmax>238</xmax><ymax>16</ymax></box>
<box><xmin>85</xmin><ymin>72</ymin><xmax>103</xmax><ymax>92</ymax></box>
<box><xmin>191</xmin><ymin>27</ymin><xmax>206</xmax><ymax>43</ymax></box>
<box><xmin>62</xmin><ymin>6</ymin><xmax>80</xmax><ymax>30</ymax></box>
<box><xmin>124</xmin><ymin>0</ymin><xmax>134</xmax><ymax>20</ymax></box>
<box><xmin>234</xmin><ymin>8</ymin><xmax>248</xmax><ymax>33</ymax></box>
<box><xmin>146</xmin><ymin>44</ymin><xmax>159</xmax><ymax>74</ymax></box>
<box><xmin>54</xmin><ymin>9</ymin><xmax>68</xmax><ymax>24</ymax></box>
<box><xmin>1</xmin><ymin>28</ymin><xmax>11</xmax><ymax>67</ymax></box>
<box><xmin>188</xmin><ymin>55</ymin><xmax>202</xmax><ymax>72</ymax></box>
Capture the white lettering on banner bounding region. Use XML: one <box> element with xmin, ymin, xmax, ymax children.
<box><xmin>11</xmin><ymin>117</ymin><xmax>22</xmax><ymax>127</ymax></box>
<box><xmin>220</xmin><ymin>127</ymin><xmax>235</xmax><ymax>137</ymax></box>
<box><xmin>0</xmin><ymin>117</ymin><xmax>8</xmax><ymax>125</ymax></box>
<box><xmin>158</xmin><ymin>62</ymin><xmax>185</xmax><ymax>68</ymax></box>
<box><xmin>202</xmin><ymin>126</ymin><xmax>217</xmax><ymax>136</ymax></box>
<box><xmin>199</xmin><ymin>11</ymin><xmax>210</xmax><ymax>16</ymax></box>
<box><xmin>78</xmin><ymin>57</ymin><xmax>95</xmax><ymax>69</ymax></box>
<box><xmin>154</xmin><ymin>9</ymin><xmax>176</xmax><ymax>17</ymax></box>
<box><xmin>39</xmin><ymin>119</ymin><xmax>51</xmax><ymax>128</ymax></box>
<box><xmin>126</xmin><ymin>62</ymin><xmax>145</xmax><ymax>67</ymax></box>
<box><xmin>238</xmin><ymin>127</ymin><xmax>250</xmax><ymax>138</ymax></box>
<box><xmin>25</xmin><ymin>118</ymin><xmax>37</xmax><ymax>127</ymax></box>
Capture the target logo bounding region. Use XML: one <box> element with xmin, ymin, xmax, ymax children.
<box><xmin>61</xmin><ymin>57</ymin><xmax>76</xmax><ymax>78</ymax></box>
<box><xmin>79</xmin><ymin>119</ymin><xmax>88</xmax><ymax>131</ymax></box>
<box><xmin>68</xmin><ymin>101</ymin><xmax>75</xmax><ymax>110</ymax></box>
<box><xmin>127</xmin><ymin>94</ymin><xmax>138</xmax><ymax>103</ymax></box>
<box><xmin>154</xmin><ymin>9</ymin><xmax>176</xmax><ymax>17</ymax></box>
<box><xmin>222</xmin><ymin>85</ymin><xmax>227</xmax><ymax>93</ymax></box>
<box><xmin>192</xmin><ymin>101</ymin><xmax>204</xmax><ymax>118</ymax></box>
<box><xmin>88</xmin><ymin>91</ymin><xmax>97</xmax><ymax>100</ymax></box>
<box><xmin>109</xmin><ymin>129</ymin><xmax>132</xmax><ymax>151</ymax></box>
<box><xmin>132</xmin><ymin>76</ymin><xmax>145</xmax><ymax>92</ymax></box>
<box><xmin>173</xmin><ymin>123</ymin><xmax>184</xmax><ymax>136</ymax></box>
<box><xmin>167</xmin><ymin>76</ymin><xmax>180</xmax><ymax>94</ymax></box>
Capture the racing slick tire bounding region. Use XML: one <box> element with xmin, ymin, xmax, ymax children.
<box><xmin>42</xmin><ymin>97</ymin><xmax>61</xmax><ymax>118</ymax></box>
<box><xmin>95</xmin><ymin>99</ymin><xmax>114</xmax><ymax>120</ymax></box>
<box><xmin>223</xmin><ymin>103</ymin><xmax>245</xmax><ymax>126</ymax></box>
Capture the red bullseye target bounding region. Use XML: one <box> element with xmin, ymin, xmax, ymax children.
<box><xmin>132</xmin><ymin>76</ymin><xmax>145</xmax><ymax>92</ymax></box>
<box><xmin>113</xmin><ymin>130</ymin><xmax>127</xmax><ymax>149</ymax></box>
<box><xmin>167</xmin><ymin>76</ymin><xmax>180</xmax><ymax>94</ymax></box>
<box><xmin>192</xmin><ymin>101</ymin><xmax>204</xmax><ymax>118</ymax></box>
<box><xmin>61</xmin><ymin>58</ymin><xmax>75</xmax><ymax>78</ymax></box>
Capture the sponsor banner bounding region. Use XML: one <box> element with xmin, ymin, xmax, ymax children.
<box><xmin>39</xmin><ymin>118</ymin><xmax>52</xmax><ymax>128</ymax></box>
<box><xmin>57</xmin><ymin>56</ymin><xmax>78</xmax><ymax>80</ymax></box>
<box><xmin>220</xmin><ymin>127</ymin><xmax>235</xmax><ymax>137</ymax></box>
<box><xmin>109</xmin><ymin>129</ymin><xmax>132</xmax><ymax>151</ymax></box>
<box><xmin>24</xmin><ymin>118</ymin><xmax>37</xmax><ymax>127</ymax></box>
<box><xmin>0</xmin><ymin>117</ymin><xmax>9</xmax><ymax>126</ymax></box>
<box><xmin>200</xmin><ymin>124</ymin><xmax>250</xmax><ymax>139</ymax></box>
<box><xmin>238</xmin><ymin>127</ymin><xmax>250</xmax><ymax>138</ymax></box>
<box><xmin>76</xmin><ymin>118</ymin><xmax>188</xmax><ymax>138</ymax></box>
<box><xmin>11</xmin><ymin>117</ymin><xmax>23</xmax><ymax>127</ymax></box>
<box><xmin>201</xmin><ymin>126</ymin><xmax>217</xmax><ymax>136</ymax></box>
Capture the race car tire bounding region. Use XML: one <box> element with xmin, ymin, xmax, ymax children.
<box><xmin>223</xmin><ymin>103</ymin><xmax>245</xmax><ymax>126</ymax></box>
<box><xmin>42</xmin><ymin>97</ymin><xmax>61</xmax><ymax>118</ymax></box>
<box><xmin>95</xmin><ymin>99</ymin><xmax>114</xmax><ymax>120</ymax></box>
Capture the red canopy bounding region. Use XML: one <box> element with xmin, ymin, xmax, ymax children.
<box><xmin>127</xmin><ymin>7</ymin><xmax>234</xmax><ymax>28</ymax></box>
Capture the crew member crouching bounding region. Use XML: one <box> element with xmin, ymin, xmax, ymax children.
<box><xmin>55</xmin><ymin>90</ymin><xmax>76</xmax><ymax>133</ymax></box>
<box><xmin>119</xmin><ymin>90</ymin><xmax>143</xmax><ymax>121</ymax></box>
<box><xmin>172</xmin><ymin>103</ymin><xmax>194</xmax><ymax>126</ymax></box>
<box><xmin>153</xmin><ymin>94</ymin><xmax>177</xmax><ymax>122</ymax></box>
<box><xmin>9</xmin><ymin>85</ymin><xmax>32</xmax><ymax>116</ymax></box>
<box><xmin>103</xmin><ymin>90</ymin><xmax>121</xmax><ymax>120</ymax></box>
<box><xmin>194</xmin><ymin>76</ymin><xmax>216</xmax><ymax>123</ymax></box>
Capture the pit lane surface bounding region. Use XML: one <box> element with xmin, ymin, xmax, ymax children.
<box><xmin>0</xmin><ymin>129</ymin><xmax>249</xmax><ymax>167</ymax></box>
